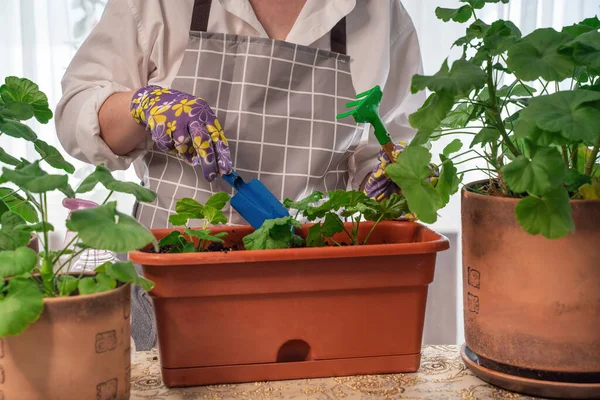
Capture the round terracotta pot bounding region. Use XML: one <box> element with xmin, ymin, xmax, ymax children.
<box><xmin>0</xmin><ymin>282</ymin><xmax>132</xmax><ymax>400</ymax></box>
<box><xmin>461</xmin><ymin>183</ymin><xmax>600</xmax><ymax>396</ymax></box>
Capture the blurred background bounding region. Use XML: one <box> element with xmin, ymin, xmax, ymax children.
<box><xmin>1</xmin><ymin>0</ymin><xmax>599</xmax><ymax>344</ymax></box>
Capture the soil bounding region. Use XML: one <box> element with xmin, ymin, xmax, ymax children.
<box><xmin>151</xmin><ymin>242</ymin><xmax>240</xmax><ymax>254</ymax></box>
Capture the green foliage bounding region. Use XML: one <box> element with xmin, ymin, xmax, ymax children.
<box><xmin>163</xmin><ymin>193</ymin><xmax>231</xmax><ymax>253</ymax></box>
<box><xmin>393</xmin><ymin>1</ymin><xmax>600</xmax><ymax>239</ymax></box>
<box><xmin>0</xmin><ymin>247</ymin><xmax>37</xmax><ymax>278</ymax></box>
<box><xmin>0</xmin><ymin>277</ymin><xmax>44</xmax><ymax>336</ymax></box>
<box><xmin>0</xmin><ymin>76</ymin><xmax>158</xmax><ymax>338</ymax></box>
<box><xmin>66</xmin><ymin>202</ymin><xmax>155</xmax><ymax>253</ymax></box>
<box><xmin>502</xmin><ymin>147</ymin><xmax>566</xmax><ymax>195</ymax></box>
<box><xmin>515</xmin><ymin>187</ymin><xmax>574</xmax><ymax>239</ymax></box>
<box><xmin>243</xmin><ymin>217</ymin><xmax>302</xmax><ymax>250</ymax></box>
<box><xmin>76</xmin><ymin>164</ymin><xmax>156</xmax><ymax>202</ymax></box>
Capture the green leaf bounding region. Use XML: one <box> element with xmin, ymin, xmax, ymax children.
<box><xmin>559</xmin><ymin>31</ymin><xmax>600</xmax><ymax>69</ymax></box>
<box><xmin>204</xmin><ymin>192</ymin><xmax>230</xmax><ymax>210</ymax></box>
<box><xmin>0</xmin><ymin>212</ymin><xmax>31</xmax><ymax>251</ymax></box>
<box><xmin>435</xmin><ymin>6</ymin><xmax>473</xmax><ymax>23</ymax></box>
<box><xmin>386</xmin><ymin>147</ymin><xmax>442</xmax><ymax>224</ymax></box>
<box><xmin>168</xmin><ymin>212</ymin><xmax>195</xmax><ymax>226</ymax></box>
<box><xmin>442</xmin><ymin>139</ymin><xmax>463</xmax><ymax>157</ymax></box>
<box><xmin>184</xmin><ymin>228</ymin><xmax>225</xmax><ymax>244</ymax></box>
<box><xmin>0</xmin><ymin>277</ymin><xmax>44</xmax><ymax>337</ymax></box>
<box><xmin>0</xmin><ymin>120</ymin><xmax>37</xmax><ymax>141</ymax></box>
<box><xmin>67</xmin><ymin>202</ymin><xmax>155</xmax><ymax>252</ymax></box>
<box><xmin>411</xmin><ymin>59</ymin><xmax>487</xmax><ymax>97</ymax></box>
<box><xmin>181</xmin><ymin>242</ymin><xmax>196</xmax><ymax>253</ymax></box>
<box><xmin>470</xmin><ymin>127</ymin><xmax>501</xmax><ymax>148</ymax></box>
<box><xmin>565</xmin><ymin>168</ymin><xmax>592</xmax><ymax>192</ymax></box>
<box><xmin>0</xmin><ymin>77</ymin><xmax>52</xmax><ymax>124</ymax></box>
<box><xmin>483</xmin><ymin>20</ymin><xmax>522</xmax><ymax>56</ymax></box>
<box><xmin>242</xmin><ymin>217</ymin><xmax>301</xmax><ymax>250</ymax></box>
<box><xmin>506</xmin><ymin>28</ymin><xmax>575</xmax><ymax>82</ymax></box>
<box><xmin>78</xmin><ymin>277</ymin><xmax>99</xmax><ymax>295</ymax></box>
<box><xmin>441</xmin><ymin>104</ymin><xmax>473</xmax><ymax>129</ymax></box>
<box><xmin>460</xmin><ymin>0</ymin><xmax>509</xmax><ymax>8</ymax></box>
<box><xmin>409</xmin><ymin>92</ymin><xmax>455</xmax><ymax>144</ymax></box>
<box><xmin>306</xmin><ymin>223</ymin><xmax>326</xmax><ymax>247</ymax></box>
<box><xmin>436</xmin><ymin>160</ymin><xmax>461</xmax><ymax>206</ymax></box>
<box><xmin>0</xmin><ymin>102</ymin><xmax>34</xmax><ymax>120</ymax></box>
<box><xmin>15</xmin><ymin>222</ymin><xmax>54</xmax><ymax>233</ymax></box>
<box><xmin>0</xmin><ymin>247</ymin><xmax>37</xmax><ymax>278</ymax></box>
<box><xmin>503</xmin><ymin>147</ymin><xmax>565</xmax><ymax>195</ymax></box>
<box><xmin>520</xmin><ymin>90</ymin><xmax>600</xmax><ymax>142</ymax></box>
<box><xmin>0</xmin><ymin>146</ymin><xmax>21</xmax><ymax>166</ymax></box>
<box><xmin>0</xmin><ymin>188</ymin><xmax>38</xmax><ymax>223</ymax></box>
<box><xmin>103</xmin><ymin>261</ymin><xmax>154</xmax><ymax>291</ymax></box>
<box><xmin>76</xmin><ymin>164</ymin><xmax>156</xmax><ymax>203</ymax></box>
<box><xmin>283</xmin><ymin>191</ymin><xmax>323</xmax><ymax>211</ymax></box>
<box><xmin>159</xmin><ymin>230</ymin><xmax>183</xmax><ymax>247</ymax></box>
<box><xmin>497</xmin><ymin>83</ymin><xmax>536</xmax><ymax>98</ymax></box>
<box><xmin>321</xmin><ymin>213</ymin><xmax>345</xmax><ymax>237</ymax></box>
<box><xmin>0</xmin><ymin>162</ymin><xmax>72</xmax><ymax>195</ymax></box>
<box><xmin>363</xmin><ymin>194</ymin><xmax>410</xmax><ymax>222</ymax></box>
<box><xmin>562</xmin><ymin>17</ymin><xmax>600</xmax><ymax>38</ymax></box>
<box><xmin>96</xmin><ymin>273</ymin><xmax>117</xmax><ymax>292</ymax></box>
<box><xmin>174</xmin><ymin>198</ymin><xmax>204</xmax><ymax>219</ymax></box>
<box><xmin>57</xmin><ymin>275</ymin><xmax>79</xmax><ymax>296</ymax></box>
<box><xmin>513</xmin><ymin>117</ymin><xmax>569</xmax><ymax>146</ymax></box>
<box><xmin>33</xmin><ymin>139</ymin><xmax>75</xmax><ymax>173</ymax></box>
<box><xmin>515</xmin><ymin>187</ymin><xmax>574</xmax><ymax>239</ymax></box>
<box><xmin>202</xmin><ymin>206</ymin><xmax>227</xmax><ymax>225</ymax></box>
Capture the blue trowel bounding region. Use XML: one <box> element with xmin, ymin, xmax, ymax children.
<box><xmin>222</xmin><ymin>170</ymin><xmax>289</xmax><ymax>229</ymax></box>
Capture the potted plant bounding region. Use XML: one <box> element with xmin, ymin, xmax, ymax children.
<box><xmin>0</xmin><ymin>77</ymin><xmax>158</xmax><ymax>400</ymax></box>
<box><xmin>386</xmin><ymin>1</ymin><xmax>600</xmax><ymax>398</ymax></box>
<box><xmin>129</xmin><ymin>190</ymin><xmax>450</xmax><ymax>387</ymax></box>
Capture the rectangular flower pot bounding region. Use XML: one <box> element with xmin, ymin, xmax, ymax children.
<box><xmin>129</xmin><ymin>221</ymin><xmax>449</xmax><ymax>387</ymax></box>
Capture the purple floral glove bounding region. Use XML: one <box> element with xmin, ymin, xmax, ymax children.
<box><xmin>130</xmin><ymin>85</ymin><xmax>232</xmax><ymax>182</ymax></box>
<box><xmin>365</xmin><ymin>142</ymin><xmax>439</xmax><ymax>220</ymax></box>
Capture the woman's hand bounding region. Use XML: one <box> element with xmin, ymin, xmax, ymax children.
<box><xmin>365</xmin><ymin>142</ymin><xmax>439</xmax><ymax>218</ymax></box>
<box><xmin>130</xmin><ymin>86</ymin><xmax>232</xmax><ymax>182</ymax></box>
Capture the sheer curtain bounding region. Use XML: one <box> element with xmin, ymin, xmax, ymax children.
<box><xmin>1</xmin><ymin>0</ymin><xmax>598</xmax><ymax>343</ymax></box>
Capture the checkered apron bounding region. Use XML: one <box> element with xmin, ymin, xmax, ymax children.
<box><xmin>135</xmin><ymin>0</ymin><xmax>360</xmax><ymax>229</ymax></box>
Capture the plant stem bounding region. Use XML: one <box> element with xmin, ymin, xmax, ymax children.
<box><xmin>585</xmin><ymin>137</ymin><xmax>600</xmax><ymax>176</ymax></box>
<box><xmin>561</xmin><ymin>146</ymin><xmax>570</xmax><ymax>168</ymax></box>
<box><xmin>570</xmin><ymin>144</ymin><xmax>579</xmax><ymax>169</ymax></box>
<box><xmin>362</xmin><ymin>215</ymin><xmax>384</xmax><ymax>246</ymax></box>
<box><xmin>459</xmin><ymin>167</ymin><xmax>497</xmax><ymax>174</ymax></box>
<box><xmin>101</xmin><ymin>190</ymin><xmax>114</xmax><ymax>205</ymax></box>
<box><xmin>51</xmin><ymin>234</ymin><xmax>80</xmax><ymax>265</ymax></box>
<box><xmin>453</xmin><ymin>156</ymin><xmax>482</xmax><ymax>166</ymax></box>
<box><xmin>486</xmin><ymin>57</ymin><xmax>521</xmax><ymax>158</ymax></box>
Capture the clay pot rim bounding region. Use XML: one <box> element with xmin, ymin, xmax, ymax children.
<box><xmin>40</xmin><ymin>280</ymin><xmax>130</xmax><ymax>305</ymax></box>
<box><xmin>462</xmin><ymin>179</ymin><xmax>600</xmax><ymax>204</ymax></box>
<box><xmin>129</xmin><ymin>221</ymin><xmax>449</xmax><ymax>266</ymax></box>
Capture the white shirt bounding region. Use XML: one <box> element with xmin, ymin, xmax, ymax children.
<box><xmin>55</xmin><ymin>0</ymin><xmax>424</xmax><ymax>186</ymax></box>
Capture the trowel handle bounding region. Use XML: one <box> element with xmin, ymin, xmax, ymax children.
<box><xmin>222</xmin><ymin>171</ymin><xmax>242</xmax><ymax>190</ymax></box>
<box><xmin>381</xmin><ymin>141</ymin><xmax>397</xmax><ymax>163</ymax></box>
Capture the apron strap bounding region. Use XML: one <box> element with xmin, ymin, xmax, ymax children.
<box><xmin>190</xmin><ymin>0</ymin><xmax>212</xmax><ymax>32</ymax></box>
<box><xmin>190</xmin><ymin>0</ymin><xmax>348</xmax><ymax>55</ymax></box>
<box><xmin>330</xmin><ymin>17</ymin><xmax>347</xmax><ymax>55</ymax></box>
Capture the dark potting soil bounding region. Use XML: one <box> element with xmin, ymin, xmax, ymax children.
<box><xmin>151</xmin><ymin>243</ymin><xmax>240</xmax><ymax>254</ymax></box>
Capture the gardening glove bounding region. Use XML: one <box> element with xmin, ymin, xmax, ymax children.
<box><xmin>364</xmin><ymin>142</ymin><xmax>439</xmax><ymax>220</ymax></box>
<box><xmin>130</xmin><ymin>85</ymin><xmax>232</xmax><ymax>182</ymax></box>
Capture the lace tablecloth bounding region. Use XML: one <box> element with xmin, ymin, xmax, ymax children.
<box><xmin>130</xmin><ymin>345</ymin><xmax>540</xmax><ymax>399</ymax></box>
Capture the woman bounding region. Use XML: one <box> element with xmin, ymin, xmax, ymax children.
<box><xmin>56</xmin><ymin>0</ymin><xmax>424</xmax><ymax>349</ymax></box>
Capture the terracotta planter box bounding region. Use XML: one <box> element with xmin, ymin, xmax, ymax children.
<box><xmin>129</xmin><ymin>221</ymin><xmax>449</xmax><ymax>387</ymax></box>
<box><xmin>1</xmin><ymin>283</ymin><xmax>132</xmax><ymax>400</ymax></box>
<box><xmin>461</xmin><ymin>184</ymin><xmax>600</xmax><ymax>399</ymax></box>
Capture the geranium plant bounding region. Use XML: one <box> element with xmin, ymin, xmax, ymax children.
<box><xmin>387</xmin><ymin>0</ymin><xmax>600</xmax><ymax>239</ymax></box>
<box><xmin>160</xmin><ymin>193</ymin><xmax>230</xmax><ymax>252</ymax></box>
<box><xmin>244</xmin><ymin>190</ymin><xmax>410</xmax><ymax>250</ymax></box>
<box><xmin>0</xmin><ymin>77</ymin><xmax>158</xmax><ymax>337</ymax></box>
